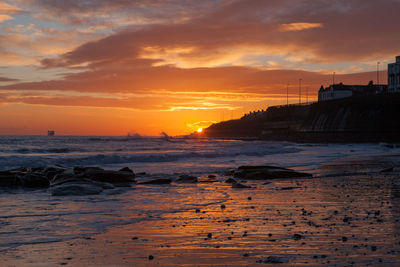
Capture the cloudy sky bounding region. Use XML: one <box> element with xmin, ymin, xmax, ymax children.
<box><xmin>0</xmin><ymin>0</ymin><xmax>398</xmax><ymax>135</ymax></box>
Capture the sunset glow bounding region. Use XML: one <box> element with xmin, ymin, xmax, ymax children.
<box><xmin>197</xmin><ymin>128</ymin><xmax>203</xmax><ymax>133</ymax></box>
<box><xmin>0</xmin><ymin>0</ymin><xmax>397</xmax><ymax>135</ymax></box>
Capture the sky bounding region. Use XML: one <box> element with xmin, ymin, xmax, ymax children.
<box><xmin>0</xmin><ymin>0</ymin><xmax>399</xmax><ymax>136</ymax></box>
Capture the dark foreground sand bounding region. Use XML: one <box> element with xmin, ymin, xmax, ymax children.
<box><xmin>1</xmin><ymin>160</ymin><xmax>400</xmax><ymax>266</ymax></box>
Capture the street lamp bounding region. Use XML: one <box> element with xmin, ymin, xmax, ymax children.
<box><xmin>377</xmin><ymin>62</ymin><xmax>380</xmax><ymax>85</ymax></box>
<box><xmin>286</xmin><ymin>83</ymin><xmax>289</xmax><ymax>106</ymax></box>
<box><xmin>299</xmin><ymin>78</ymin><xmax>302</xmax><ymax>104</ymax></box>
<box><xmin>333</xmin><ymin>72</ymin><xmax>335</xmax><ymax>85</ymax></box>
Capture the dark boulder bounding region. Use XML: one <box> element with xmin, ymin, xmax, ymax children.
<box><xmin>51</xmin><ymin>169</ymin><xmax>118</xmax><ymax>195</ymax></box>
<box><xmin>111</xmin><ymin>182</ymin><xmax>133</xmax><ymax>187</ymax></box>
<box><xmin>51</xmin><ymin>182</ymin><xmax>104</xmax><ymax>196</ymax></box>
<box><xmin>139</xmin><ymin>178</ymin><xmax>172</xmax><ymax>185</ymax></box>
<box><xmin>51</xmin><ymin>173</ymin><xmax>91</xmax><ymax>187</ymax></box>
<box><xmin>225</xmin><ymin>178</ymin><xmax>237</xmax><ymax>183</ymax></box>
<box><xmin>232</xmin><ymin>182</ymin><xmax>251</xmax><ymax>189</ymax></box>
<box><xmin>92</xmin><ymin>181</ymin><xmax>115</xmax><ymax>189</ymax></box>
<box><xmin>200</xmin><ymin>179</ymin><xmax>217</xmax><ymax>183</ymax></box>
<box><xmin>73</xmin><ymin>166</ymin><xmax>103</xmax><ymax>175</ymax></box>
<box><xmin>42</xmin><ymin>166</ymin><xmax>67</xmax><ymax>180</ymax></box>
<box><xmin>79</xmin><ymin>169</ymin><xmax>136</xmax><ymax>184</ymax></box>
<box><xmin>234</xmin><ymin>165</ymin><xmax>312</xmax><ymax>180</ymax></box>
<box><xmin>16</xmin><ymin>173</ymin><xmax>50</xmax><ymax>188</ymax></box>
<box><xmin>8</xmin><ymin>167</ymin><xmax>29</xmax><ymax>173</ymax></box>
<box><xmin>0</xmin><ymin>171</ymin><xmax>17</xmax><ymax>187</ymax></box>
<box><xmin>119</xmin><ymin>167</ymin><xmax>134</xmax><ymax>173</ymax></box>
<box><xmin>31</xmin><ymin>166</ymin><xmax>45</xmax><ymax>172</ymax></box>
<box><xmin>176</xmin><ymin>174</ymin><xmax>198</xmax><ymax>183</ymax></box>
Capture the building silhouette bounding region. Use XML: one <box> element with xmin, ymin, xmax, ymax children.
<box><xmin>388</xmin><ymin>56</ymin><xmax>400</xmax><ymax>92</ymax></box>
<box><xmin>318</xmin><ymin>81</ymin><xmax>386</xmax><ymax>102</ymax></box>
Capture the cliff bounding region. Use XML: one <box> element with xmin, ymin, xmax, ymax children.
<box><xmin>204</xmin><ymin>93</ymin><xmax>400</xmax><ymax>142</ymax></box>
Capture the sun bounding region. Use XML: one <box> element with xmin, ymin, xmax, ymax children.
<box><xmin>197</xmin><ymin>128</ymin><xmax>203</xmax><ymax>133</ymax></box>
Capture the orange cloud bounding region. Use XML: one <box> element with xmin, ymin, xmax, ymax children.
<box><xmin>279</xmin><ymin>22</ymin><xmax>323</xmax><ymax>32</ymax></box>
<box><xmin>0</xmin><ymin>14</ymin><xmax>13</xmax><ymax>22</ymax></box>
<box><xmin>0</xmin><ymin>2</ymin><xmax>23</xmax><ymax>14</ymax></box>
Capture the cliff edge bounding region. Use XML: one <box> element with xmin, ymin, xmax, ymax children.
<box><xmin>204</xmin><ymin>93</ymin><xmax>400</xmax><ymax>142</ymax></box>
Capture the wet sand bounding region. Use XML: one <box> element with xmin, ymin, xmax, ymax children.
<box><xmin>1</xmin><ymin>163</ymin><xmax>400</xmax><ymax>266</ymax></box>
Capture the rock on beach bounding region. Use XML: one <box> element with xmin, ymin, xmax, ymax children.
<box><xmin>233</xmin><ymin>165</ymin><xmax>312</xmax><ymax>180</ymax></box>
<box><xmin>0</xmin><ymin>165</ymin><xmax>137</xmax><ymax>196</ymax></box>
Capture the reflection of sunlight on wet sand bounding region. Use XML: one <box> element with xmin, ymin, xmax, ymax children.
<box><xmin>1</xmin><ymin>173</ymin><xmax>400</xmax><ymax>266</ymax></box>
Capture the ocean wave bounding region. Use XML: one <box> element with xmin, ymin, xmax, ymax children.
<box><xmin>0</xmin><ymin>145</ymin><xmax>301</xmax><ymax>170</ymax></box>
<box><xmin>14</xmin><ymin>147</ymin><xmax>79</xmax><ymax>154</ymax></box>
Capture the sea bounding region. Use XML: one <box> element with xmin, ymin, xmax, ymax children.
<box><xmin>1</xmin><ymin>136</ymin><xmax>400</xmax><ymax>262</ymax></box>
<box><xmin>1</xmin><ymin>136</ymin><xmax>398</xmax><ymax>174</ymax></box>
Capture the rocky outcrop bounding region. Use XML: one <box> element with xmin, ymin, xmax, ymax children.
<box><xmin>232</xmin><ymin>166</ymin><xmax>312</xmax><ymax>180</ymax></box>
<box><xmin>139</xmin><ymin>178</ymin><xmax>172</xmax><ymax>185</ymax></box>
<box><xmin>16</xmin><ymin>173</ymin><xmax>50</xmax><ymax>188</ymax></box>
<box><xmin>0</xmin><ymin>166</ymin><xmax>136</xmax><ymax>196</ymax></box>
<box><xmin>74</xmin><ymin>167</ymin><xmax>135</xmax><ymax>184</ymax></box>
<box><xmin>175</xmin><ymin>174</ymin><xmax>198</xmax><ymax>183</ymax></box>
<box><xmin>51</xmin><ymin>182</ymin><xmax>104</xmax><ymax>196</ymax></box>
<box><xmin>50</xmin><ymin>168</ymin><xmax>136</xmax><ymax>195</ymax></box>
<box><xmin>0</xmin><ymin>171</ymin><xmax>17</xmax><ymax>187</ymax></box>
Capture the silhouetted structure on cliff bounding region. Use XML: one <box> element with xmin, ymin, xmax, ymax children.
<box><xmin>318</xmin><ymin>81</ymin><xmax>387</xmax><ymax>102</ymax></box>
<box><xmin>204</xmin><ymin>93</ymin><xmax>400</xmax><ymax>143</ymax></box>
<box><xmin>388</xmin><ymin>56</ymin><xmax>400</xmax><ymax>92</ymax></box>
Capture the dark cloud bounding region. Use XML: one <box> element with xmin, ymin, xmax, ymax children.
<box><xmin>0</xmin><ymin>76</ymin><xmax>19</xmax><ymax>82</ymax></box>
<box><xmin>37</xmin><ymin>0</ymin><xmax>400</xmax><ymax>69</ymax></box>
<box><xmin>21</xmin><ymin>0</ymin><xmax>229</xmax><ymax>26</ymax></box>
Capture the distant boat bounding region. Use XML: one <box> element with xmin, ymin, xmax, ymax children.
<box><xmin>48</xmin><ymin>130</ymin><xmax>55</xmax><ymax>136</ymax></box>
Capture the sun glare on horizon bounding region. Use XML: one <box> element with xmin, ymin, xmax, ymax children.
<box><xmin>197</xmin><ymin>128</ymin><xmax>203</xmax><ymax>133</ymax></box>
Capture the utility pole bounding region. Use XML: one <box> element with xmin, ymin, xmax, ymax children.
<box><xmin>377</xmin><ymin>61</ymin><xmax>380</xmax><ymax>85</ymax></box>
<box><xmin>286</xmin><ymin>83</ymin><xmax>289</xmax><ymax>106</ymax></box>
<box><xmin>333</xmin><ymin>72</ymin><xmax>335</xmax><ymax>85</ymax></box>
<box><xmin>299</xmin><ymin>78</ymin><xmax>302</xmax><ymax>104</ymax></box>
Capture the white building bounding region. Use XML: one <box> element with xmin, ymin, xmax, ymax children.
<box><xmin>318</xmin><ymin>84</ymin><xmax>353</xmax><ymax>101</ymax></box>
<box><xmin>388</xmin><ymin>56</ymin><xmax>400</xmax><ymax>92</ymax></box>
<box><xmin>318</xmin><ymin>82</ymin><xmax>384</xmax><ymax>102</ymax></box>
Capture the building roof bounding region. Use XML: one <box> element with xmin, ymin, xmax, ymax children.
<box><xmin>319</xmin><ymin>82</ymin><xmax>386</xmax><ymax>93</ymax></box>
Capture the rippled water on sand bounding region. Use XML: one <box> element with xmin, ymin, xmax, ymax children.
<box><xmin>1</xmin><ymin>169</ymin><xmax>400</xmax><ymax>266</ymax></box>
<box><xmin>1</xmin><ymin>139</ymin><xmax>400</xmax><ymax>266</ymax></box>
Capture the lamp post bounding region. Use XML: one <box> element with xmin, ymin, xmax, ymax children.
<box><xmin>333</xmin><ymin>72</ymin><xmax>335</xmax><ymax>85</ymax></box>
<box><xmin>377</xmin><ymin>62</ymin><xmax>380</xmax><ymax>85</ymax></box>
<box><xmin>299</xmin><ymin>78</ymin><xmax>302</xmax><ymax>104</ymax></box>
<box><xmin>286</xmin><ymin>83</ymin><xmax>289</xmax><ymax>106</ymax></box>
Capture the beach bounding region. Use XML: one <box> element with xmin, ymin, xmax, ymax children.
<box><xmin>1</xmin><ymin>137</ymin><xmax>400</xmax><ymax>266</ymax></box>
